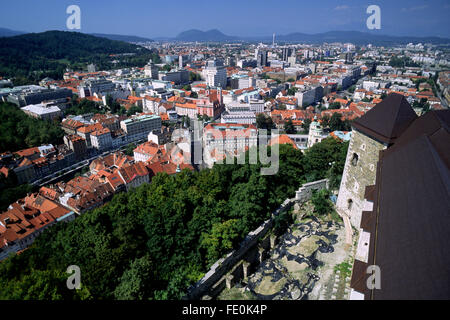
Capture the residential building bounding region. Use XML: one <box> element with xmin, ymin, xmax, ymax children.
<box><xmin>203</xmin><ymin>60</ymin><xmax>227</xmax><ymax>89</ymax></box>
<box><xmin>203</xmin><ymin>123</ymin><xmax>258</xmax><ymax>167</ymax></box>
<box><xmin>90</xmin><ymin>128</ymin><xmax>113</xmax><ymax>151</ymax></box>
<box><xmin>63</xmin><ymin>135</ymin><xmax>87</xmax><ymax>160</ymax></box>
<box><xmin>0</xmin><ymin>194</ymin><xmax>73</xmax><ymax>260</ymax></box>
<box><xmin>120</xmin><ymin>114</ymin><xmax>162</xmax><ymax>142</ymax></box>
<box><xmin>21</xmin><ymin>102</ymin><xmax>62</xmax><ymax>120</ymax></box>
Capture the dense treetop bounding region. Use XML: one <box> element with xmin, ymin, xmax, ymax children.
<box><xmin>0</xmin><ymin>31</ymin><xmax>160</xmax><ymax>83</ymax></box>
<box><xmin>0</xmin><ymin>102</ymin><xmax>65</xmax><ymax>153</ymax></box>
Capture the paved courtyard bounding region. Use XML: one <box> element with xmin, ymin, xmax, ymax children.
<box><xmin>218</xmin><ymin>204</ymin><xmax>357</xmax><ymax>300</ymax></box>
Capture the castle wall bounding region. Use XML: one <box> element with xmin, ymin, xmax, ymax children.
<box><xmin>336</xmin><ymin>129</ymin><xmax>386</xmax><ymax>228</ymax></box>
<box><xmin>185</xmin><ymin>179</ymin><xmax>329</xmax><ymax>300</ymax></box>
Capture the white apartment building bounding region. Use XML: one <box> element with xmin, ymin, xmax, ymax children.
<box><xmin>90</xmin><ymin>128</ymin><xmax>112</xmax><ymax>151</ymax></box>
<box><xmin>144</xmin><ymin>62</ymin><xmax>159</xmax><ymax>79</ymax></box>
<box><xmin>21</xmin><ymin>103</ymin><xmax>62</xmax><ymax>120</ymax></box>
<box><xmin>203</xmin><ymin>60</ymin><xmax>227</xmax><ymax>89</ymax></box>
<box><xmin>133</xmin><ymin>141</ymin><xmax>159</xmax><ymax>162</ymax></box>
<box><xmin>202</xmin><ymin>123</ymin><xmax>258</xmax><ymax>167</ymax></box>
<box><xmin>362</xmin><ymin>80</ymin><xmax>380</xmax><ymax>91</ymax></box>
<box><xmin>143</xmin><ymin>96</ymin><xmax>163</xmax><ymax>114</ymax></box>
<box><xmin>221</xmin><ymin>111</ymin><xmax>256</xmax><ymax>124</ymax></box>
<box><xmin>120</xmin><ymin>114</ymin><xmax>162</xmax><ymax>142</ymax></box>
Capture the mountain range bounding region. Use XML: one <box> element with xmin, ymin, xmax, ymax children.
<box><xmin>172</xmin><ymin>29</ymin><xmax>450</xmax><ymax>45</ymax></box>
<box><xmin>0</xmin><ymin>27</ymin><xmax>26</xmax><ymax>37</ymax></box>
<box><xmin>90</xmin><ymin>33</ymin><xmax>153</xmax><ymax>43</ymax></box>
<box><xmin>1</xmin><ymin>26</ymin><xmax>449</xmax><ymax>45</ymax></box>
<box><xmin>0</xmin><ymin>27</ymin><xmax>153</xmax><ymax>43</ymax></box>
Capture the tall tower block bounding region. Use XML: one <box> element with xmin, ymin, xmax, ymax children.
<box><xmin>336</xmin><ymin>94</ymin><xmax>418</xmax><ymax>229</ymax></box>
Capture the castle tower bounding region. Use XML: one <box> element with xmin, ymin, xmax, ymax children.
<box><xmin>336</xmin><ymin>94</ymin><xmax>418</xmax><ymax>229</ymax></box>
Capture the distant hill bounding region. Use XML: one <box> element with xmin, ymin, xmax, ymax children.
<box><xmin>175</xmin><ymin>29</ymin><xmax>238</xmax><ymax>42</ymax></box>
<box><xmin>0</xmin><ymin>27</ymin><xmax>26</xmax><ymax>37</ymax></box>
<box><xmin>276</xmin><ymin>31</ymin><xmax>450</xmax><ymax>45</ymax></box>
<box><xmin>0</xmin><ymin>31</ymin><xmax>155</xmax><ymax>82</ymax></box>
<box><xmin>90</xmin><ymin>33</ymin><xmax>154</xmax><ymax>43</ymax></box>
<box><xmin>172</xmin><ymin>29</ymin><xmax>450</xmax><ymax>45</ymax></box>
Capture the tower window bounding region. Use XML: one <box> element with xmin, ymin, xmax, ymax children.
<box><xmin>351</xmin><ymin>153</ymin><xmax>359</xmax><ymax>166</ymax></box>
<box><xmin>347</xmin><ymin>199</ymin><xmax>353</xmax><ymax>210</ymax></box>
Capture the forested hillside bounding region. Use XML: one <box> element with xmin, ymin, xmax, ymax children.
<box><xmin>0</xmin><ymin>31</ymin><xmax>160</xmax><ymax>83</ymax></box>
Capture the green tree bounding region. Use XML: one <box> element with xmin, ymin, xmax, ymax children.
<box><xmin>321</xmin><ymin>115</ymin><xmax>330</xmax><ymax>129</ymax></box>
<box><xmin>311</xmin><ymin>189</ymin><xmax>334</xmax><ymax>216</ymax></box>
<box><xmin>329</xmin><ymin>102</ymin><xmax>341</xmax><ymax>109</ymax></box>
<box><xmin>329</xmin><ymin>113</ymin><xmax>351</xmax><ymax>131</ymax></box>
<box><xmin>301</xmin><ymin>118</ymin><xmax>311</xmax><ymax>133</ymax></box>
<box><xmin>200</xmin><ymin>219</ymin><xmax>240</xmax><ymax>265</ymax></box>
<box><xmin>162</xmin><ymin>64</ymin><xmax>172</xmax><ymax>72</ymax></box>
<box><xmin>284</xmin><ymin>119</ymin><xmax>296</xmax><ymax>134</ymax></box>
<box><xmin>126</xmin><ymin>105</ymin><xmax>143</xmax><ymax>117</ymax></box>
<box><xmin>114</xmin><ymin>255</ymin><xmax>155</xmax><ymax>300</ymax></box>
<box><xmin>303</xmin><ymin>137</ymin><xmax>345</xmax><ymax>182</ymax></box>
<box><xmin>256</xmin><ymin>114</ymin><xmax>275</xmax><ymax>133</ymax></box>
<box><xmin>0</xmin><ymin>102</ymin><xmax>65</xmax><ymax>153</ymax></box>
<box><xmin>287</xmin><ymin>87</ymin><xmax>298</xmax><ymax>96</ymax></box>
<box><xmin>124</xmin><ymin>143</ymin><xmax>137</xmax><ymax>156</ymax></box>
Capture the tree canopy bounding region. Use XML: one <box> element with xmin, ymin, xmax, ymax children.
<box><xmin>0</xmin><ymin>102</ymin><xmax>65</xmax><ymax>153</ymax></box>
<box><xmin>0</xmin><ymin>31</ymin><xmax>157</xmax><ymax>82</ymax></box>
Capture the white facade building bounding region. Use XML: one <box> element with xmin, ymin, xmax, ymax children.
<box><xmin>203</xmin><ymin>60</ymin><xmax>227</xmax><ymax>89</ymax></box>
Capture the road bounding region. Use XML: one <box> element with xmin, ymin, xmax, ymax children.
<box><xmin>32</xmin><ymin>138</ymin><xmax>147</xmax><ymax>187</ymax></box>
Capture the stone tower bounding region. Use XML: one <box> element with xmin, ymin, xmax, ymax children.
<box><xmin>336</xmin><ymin>94</ymin><xmax>418</xmax><ymax>229</ymax></box>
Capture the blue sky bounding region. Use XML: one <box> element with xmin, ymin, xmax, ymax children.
<box><xmin>1</xmin><ymin>0</ymin><xmax>449</xmax><ymax>38</ymax></box>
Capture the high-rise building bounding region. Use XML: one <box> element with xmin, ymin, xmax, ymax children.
<box><xmin>144</xmin><ymin>62</ymin><xmax>159</xmax><ymax>79</ymax></box>
<box><xmin>282</xmin><ymin>48</ymin><xmax>293</xmax><ymax>62</ymax></box>
<box><xmin>203</xmin><ymin>60</ymin><xmax>227</xmax><ymax>89</ymax></box>
<box><xmin>257</xmin><ymin>50</ymin><xmax>268</xmax><ymax>67</ymax></box>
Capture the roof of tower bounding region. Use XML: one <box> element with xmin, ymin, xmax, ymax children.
<box><xmin>352</xmin><ymin>93</ymin><xmax>418</xmax><ymax>144</ymax></box>
<box><xmin>351</xmin><ymin>109</ymin><xmax>450</xmax><ymax>299</ymax></box>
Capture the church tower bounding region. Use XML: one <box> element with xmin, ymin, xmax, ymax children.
<box><xmin>307</xmin><ymin>116</ymin><xmax>326</xmax><ymax>148</ymax></box>
<box><xmin>336</xmin><ymin>93</ymin><xmax>418</xmax><ymax>229</ymax></box>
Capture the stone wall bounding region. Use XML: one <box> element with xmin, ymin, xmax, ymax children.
<box><xmin>336</xmin><ymin>129</ymin><xmax>386</xmax><ymax>228</ymax></box>
<box><xmin>185</xmin><ymin>214</ymin><xmax>278</xmax><ymax>300</ymax></box>
<box><xmin>295</xmin><ymin>179</ymin><xmax>329</xmax><ymax>202</ymax></box>
<box><xmin>185</xmin><ymin>179</ymin><xmax>329</xmax><ymax>300</ymax></box>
